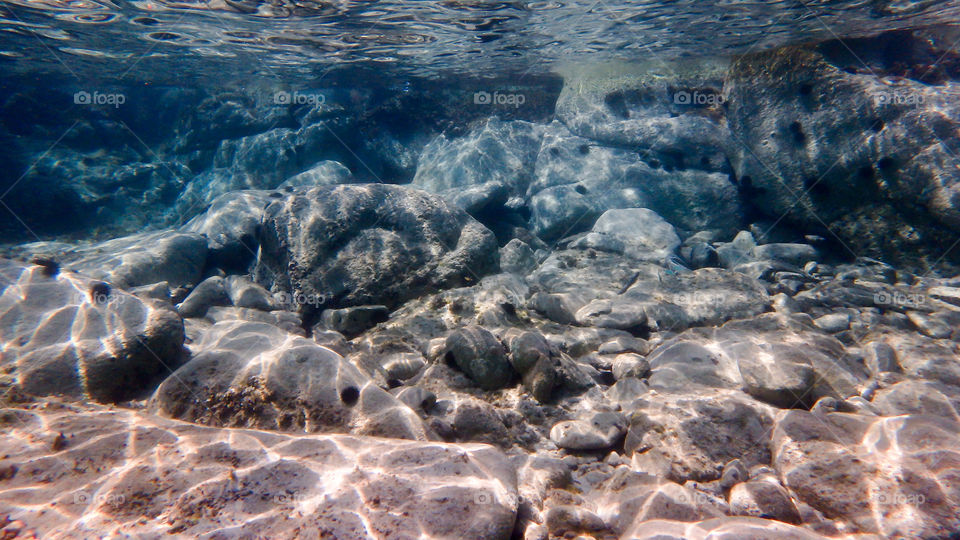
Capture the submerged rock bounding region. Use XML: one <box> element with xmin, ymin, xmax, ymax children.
<box><xmin>443</xmin><ymin>326</ymin><xmax>514</xmax><ymax>391</ymax></box>
<box><xmin>0</xmin><ymin>402</ymin><xmax>519</xmax><ymax>539</ymax></box>
<box><xmin>568</xmin><ymin>208</ymin><xmax>681</xmax><ymax>262</ymax></box>
<box><xmin>529</xmin><ymin>121</ymin><xmax>740</xmax><ymax>240</ymax></box>
<box><xmin>46</xmin><ymin>230</ymin><xmax>208</xmax><ymax>290</ymax></box>
<box><xmin>253</xmin><ymin>184</ymin><xmax>499</xmax><ymax>317</ymax></box>
<box><xmin>0</xmin><ymin>258</ymin><xmax>185</xmax><ymax>403</ymax></box>
<box><xmin>150</xmin><ymin>320</ymin><xmax>432</xmax><ymax>440</ymax></box>
<box><xmin>725</xmin><ymin>44</ymin><xmax>960</xmax><ymax>268</ymax></box>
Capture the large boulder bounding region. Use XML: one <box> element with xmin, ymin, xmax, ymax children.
<box><xmin>725</xmin><ymin>37</ymin><xmax>960</xmax><ymax>269</ymax></box>
<box><xmin>412</xmin><ymin>118</ymin><xmax>544</xmax><ymax>209</ymax></box>
<box><xmin>252</xmin><ymin>184</ymin><xmax>499</xmax><ymax>317</ymax></box>
<box><xmin>0</xmin><ymin>258</ymin><xmax>185</xmax><ymax>403</ymax></box>
<box><xmin>150</xmin><ymin>320</ymin><xmax>432</xmax><ymax>440</ymax></box>
<box><xmin>0</xmin><ymin>402</ymin><xmax>519</xmax><ymax>539</ymax></box>
<box><xmin>554</xmin><ymin>60</ymin><xmax>732</xmax><ymax>174</ymax></box>
<box><xmin>529</xmin><ymin>122</ymin><xmax>741</xmax><ymax>240</ymax></box>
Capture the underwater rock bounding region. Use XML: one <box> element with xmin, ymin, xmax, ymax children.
<box><xmin>500</xmin><ymin>238</ymin><xmax>537</xmax><ymax>275</ymax></box>
<box><xmin>728</xmin><ymin>478</ymin><xmax>802</xmax><ymax>524</ymax></box>
<box><xmin>224</xmin><ymin>275</ymin><xmax>277</xmax><ymax>311</ymax></box>
<box><xmin>623</xmin><ymin>517</ymin><xmax>834</xmax><ymax>539</ymax></box>
<box><xmin>176</xmin><ymin>275</ymin><xmax>231</xmax><ymax>318</ymax></box>
<box><xmin>549</xmin><ymin>411</ymin><xmax>626</xmax><ymax>451</ymax></box>
<box><xmin>254</xmin><ymin>184</ymin><xmax>498</xmax><ymax>314</ymax></box>
<box><xmin>443</xmin><ymin>326</ymin><xmax>514</xmax><ymax>391</ymax></box>
<box><xmin>591</xmin><ymin>469</ymin><xmax>726</xmax><ymax>533</ymax></box>
<box><xmin>611</xmin><ymin>353</ymin><xmax>650</xmax><ymax>381</ymax></box>
<box><xmin>279</xmin><ymin>160</ymin><xmax>353</xmax><ymax>188</ymax></box>
<box><xmin>0</xmin><ymin>402</ymin><xmax>519</xmax><ymax>539</ymax></box>
<box><xmin>771</xmin><ymin>410</ymin><xmax>960</xmax><ymax>537</ymax></box>
<box><xmin>574</xmin><ymin>268</ymin><xmax>770</xmax><ymax>334</ymax></box>
<box><xmin>506</xmin><ymin>330</ymin><xmax>560</xmax><ymax>402</ymax></box>
<box><xmin>57</xmin><ymin>230</ymin><xmax>208</xmax><ymax>290</ymax></box>
<box><xmin>319</xmin><ymin>305</ymin><xmax>389</xmax><ymax>337</ymax></box>
<box><xmin>181</xmin><ymin>189</ymin><xmax>273</xmax><ymax>272</ymax></box>
<box><xmin>624</xmin><ymin>390</ymin><xmax>776</xmax><ymax>483</ymax></box>
<box><xmin>725</xmin><ymin>44</ymin><xmax>960</xmax><ymax>268</ymax></box>
<box><xmin>554</xmin><ymin>61</ymin><xmax>731</xmax><ymax>175</ymax></box>
<box><xmin>253</xmin><ymin>184</ymin><xmax>498</xmax><ymax>317</ymax></box>
<box><xmin>412</xmin><ymin>118</ymin><xmax>544</xmax><ymax>207</ymax></box>
<box><xmin>569</xmin><ymin>208</ymin><xmax>681</xmax><ymax>262</ymax></box>
<box><xmin>0</xmin><ymin>258</ymin><xmax>185</xmax><ymax>403</ymax></box>
<box><xmin>149</xmin><ymin>320</ymin><xmax>433</xmax><ymax>440</ymax></box>
<box><xmin>528</xmin><ymin>122</ymin><xmax>741</xmax><ymax>240</ymax></box>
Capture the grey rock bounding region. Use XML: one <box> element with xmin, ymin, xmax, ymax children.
<box><xmin>392</xmin><ymin>386</ymin><xmax>437</xmax><ymax>412</ymax></box>
<box><xmin>529</xmin><ymin>123</ymin><xmax>740</xmax><ymax>240</ymax></box>
<box><xmin>813</xmin><ymin>312</ymin><xmax>850</xmax><ymax>333</ymax></box>
<box><xmin>729</xmin><ymin>479</ymin><xmax>802</xmax><ymax>524</ymax></box>
<box><xmin>253</xmin><ymin>184</ymin><xmax>498</xmax><ymax>314</ymax></box>
<box><xmin>507</xmin><ymin>331</ymin><xmax>552</xmax><ymax>375</ymax></box>
<box><xmin>444</xmin><ymin>326</ymin><xmax>513</xmax><ymax>390</ymax></box>
<box><xmin>750</xmin><ymin>243</ymin><xmax>819</xmax><ymax>266</ymax></box>
<box><xmin>500</xmin><ymin>238</ymin><xmax>537</xmax><ymax>275</ymax></box>
<box><xmin>576</xmin><ymin>268</ymin><xmax>770</xmax><ymax>335</ymax></box>
<box><xmin>412</xmin><ymin>118</ymin><xmax>544</xmax><ymax>205</ymax></box>
<box><xmin>907</xmin><ymin>310</ymin><xmax>954</xmax><ymax>339</ymax></box>
<box><xmin>569</xmin><ymin>208</ymin><xmax>681</xmax><ymax>262</ymax></box>
<box><xmin>177</xmin><ymin>275</ymin><xmax>231</xmax><ymax>319</ymax></box>
<box><xmin>544</xmin><ymin>505</ymin><xmax>609</xmax><ymax>537</ymax></box>
<box><xmin>726</xmin><ymin>45</ymin><xmax>960</xmax><ymax>268</ymax></box>
<box><xmin>598</xmin><ymin>336</ymin><xmax>653</xmax><ymax>356</ymax></box>
<box><xmin>550</xmin><ymin>411</ymin><xmax>627</xmax><ymax>451</ymax></box>
<box><xmin>0</xmin><ymin>403</ymin><xmax>518</xmax><ymax>539</ymax></box>
<box><xmin>0</xmin><ymin>258</ymin><xmax>185</xmax><ymax>403</ymax></box>
<box><xmin>624</xmin><ymin>517</ymin><xmax>832</xmax><ymax>539</ymax></box>
<box><xmin>225</xmin><ymin>275</ymin><xmax>277</xmax><ymax>311</ymax></box>
<box><xmin>450</xmin><ymin>398</ymin><xmax>511</xmax><ymax>446</ymax></box>
<box><xmin>864</xmin><ymin>341</ymin><xmax>901</xmax><ymax>375</ymax></box>
<box><xmin>320</xmin><ymin>305</ymin><xmax>389</xmax><ymax>337</ymax></box>
<box><xmin>554</xmin><ymin>60</ymin><xmax>731</xmax><ymax>175</ymax></box>
<box><xmin>720</xmin><ymin>459</ymin><xmax>749</xmax><ymax>491</ymax></box>
<box><xmin>625</xmin><ymin>392</ymin><xmax>775</xmax><ymax>482</ymax></box>
<box><xmin>182</xmin><ymin>190</ymin><xmax>273</xmax><ymax>271</ymax></box>
<box><xmin>280</xmin><ymin>160</ymin><xmax>353</xmax><ymax>188</ymax></box>
<box><xmin>61</xmin><ymin>230</ymin><xmax>208</xmax><ymax>290</ymax></box>
<box><xmin>150</xmin><ymin>320</ymin><xmax>433</xmax><ymax>440</ymax></box>
<box><xmin>716</xmin><ymin>231</ymin><xmax>757</xmax><ymax>269</ymax></box>
<box><xmin>612</xmin><ymin>353</ymin><xmax>651</xmax><ymax>380</ymax></box>
<box><xmin>772</xmin><ymin>410</ymin><xmax>960</xmax><ymax>536</ymax></box>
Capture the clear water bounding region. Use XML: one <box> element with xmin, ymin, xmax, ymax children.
<box><xmin>3</xmin><ymin>2</ymin><xmax>960</xmax><ymax>539</ymax></box>
<box><xmin>2</xmin><ymin>0</ymin><xmax>959</xmax><ymax>80</ymax></box>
